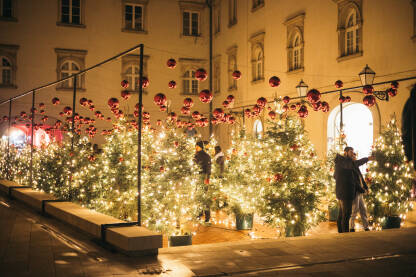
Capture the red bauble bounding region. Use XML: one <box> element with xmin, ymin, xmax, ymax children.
<box><xmin>167</xmin><ymin>112</ymin><xmax>177</xmax><ymax>121</ymax></box>
<box><xmin>87</xmin><ymin>99</ymin><xmax>93</xmax><ymax>106</ymax></box>
<box><xmin>106</xmin><ymin>117</ymin><xmax>111</xmax><ymax>122</ymax></box>
<box><xmin>20</xmin><ymin>111</ymin><xmax>27</xmax><ymax>118</ymax></box>
<box><xmin>228</xmin><ymin>116</ymin><xmax>236</xmax><ymax>124</ymax></box>
<box><xmin>290</xmin><ymin>144</ymin><xmax>299</xmax><ymax>151</ymax></box>
<box><xmin>222</xmin><ymin>100</ymin><xmax>230</xmax><ymax>108</ymax></box>
<box><xmin>269</xmin><ymin>76</ymin><xmax>281</xmax><ymax>87</ymax></box>
<box><xmin>183</xmin><ymin>98</ymin><xmax>194</xmax><ymax>108</ymax></box>
<box><xmin>232</xmin><ymin>70</ymin><xmax>241</xmax><ymax>80</ymax></box>
<box><xmin>94</xmin><ymin>111</ymin><xmax>102</xmax><ymax>118</ymax></box>
<box><xmin>391</xmin><ymin>81</ymin><xmax>399</xmax><ymax>89</ymax></box>
<box><xmin>244</xmin><ymin>109</ymin><xmax>251</xmax><ymax>117</ymax></box>
<box><xmin>181</xmin><ymin>106</ymin><xmax>191</xmax><ymax>115</ymax></box>
<box><xmin>119</xmin><ymin>157</ymin><xmax>124</xmax><ymax>162</ymax></box>
<box><xmin>363</xmin><ymin>95</ymin><xmax>376</xmax><ymax>107</ymax></box>
<box><xmin>339</xmin><ymin>96</ymin><xmax>346</xmax><ymax>103</ymax></box>
<box><xmin>335</xmin><ymin>80</ymin><xmax>343</xmax><ymax>88</ymax></box>
<box><xmin>282</xmin><ymin>105</ymin><xmax>289</xmax><ymax>112</ymax></box>
<box><xmin>253</xmin><ymin>105</ymin><xmax>262</xmax><ymax>114</ymax></box>
<box><xmin>141</xmin><ymin>76</ymin><xmax>150</xmax><ymax>88</ymax></box>
<box><xmin>142</xmin><ymin>111</ymin><xmax>150</xmax><ymax>119</ymax></box>
<box><xmin>345</xmin><ymin>96</ymin><xmax>351</xmax><ymax>102</ymax></box>
<box><xmin>121</xmin><ymin>90</ymin><xmax>131</xmax><ymax>100</ymax></box>
<box><xmin>55</xmin><ymin>120</ymin><xmax>62</xmax><ymax>128</ymax></box>
<box><xmin>199</xmin><ymin>117</ymin><xmax>209</xmax><ymax>127</ymax></box>
<box><xmin>297</xmin><ymin>105</ymin><xmax>308</xmax><ymax>118</ymax></box>
<box><xmin>39</xmin><ymin>103</ymin><xmax>45</xmax><ymax>109</ymax></box>
<box><xmin>257</xmin><ymin>97</ymin><xmax>267</xmax><ymax>108</ymax></box>
<box><xmin>63</xmin><ymin>106</ymin><xmax>72</xmax><ymax>116</ymax></box>
<box><xmin>290</xmin><ymin>104</ymin><xmax>297</xmax><ymax>111</ymax></box>
<box><xmin>153</xmin><ymin>93</ymin><xmax>167</xmax><ymax>106</ymax></box>
<box><xmin>307</xmin><ymin>89</ymin><xmax>321</xmax><ymax>103</ymax></box>
<box><xmin>226</xmin><ymin>95</ymin><xmax>235</xmax><ymax>103</ymax></box>
<box><xmin>89</xmin><ymin>105</ymin><xmax>95</xmax><ymax>111</ymax></box>
<box><xmin>156</xmin><ymin>119</ymin><xmax>162</xmax><ymax>126</ymax></box>
<box><xmin>195</xmin><ymin>68</ymin><xmax>208</xmax><ymax>81</ymax></box>
<box><xmin>52</xmin><ymin>97</ymin><xmax>60</xmax><ymax>105</ymax></box>
<box><xmin>283</xmin><ymin>96</ymin><xmax>290</xmax><ymax>104</ymax></box>
<box><xmin>121</xmin><ymin>80</ymin><xmax>129</xmax><ymax>89</ymax></box>
<box><xmin>108</xmin><ymin>98</ymin><xmax>119</xmax><ymax>109</ymax></box>
<box><xmin>387</xmin><ymin>88</ymin><xmax>398</xmax><ymax>97</ymax></box>
<box><xmin>79</xmin><ymin>97</ymin><xmax>88</xmax><ymax>106</ymax></box>
<box><xmin>213</xmin><ymin>108</ymin><xmax>225</xmax><ymax>119</ymax></box>
<box><xmin>167</xmin><ymin>58</ymin><xmax>177</xmax><ymax>69</ymax></box>
<box><xmin>311</xmin><ymin>102</ymin><xmax>321</xmax><ymax>111</ymax></box>
<box><xmin>321</xmin><ymin>101</ymin><xmax>330</xmax><ymax>112</ymax></box>
<box><xmin>168</xmin><ymin>80</ymin><xmax>177</xmax><ymax>89</ymax></box>
<box><xmin>363</xmin><ymin>85</ymin><xmax>374</xmax><ymax>95</ymax></box>
<box><xmin>268</xmin><ymin>111</ymin><xmax>276</xmax><ymax>120</ymax></box>
<box><xmin>41</xmin><ymin>116</ymin><xmax>48</xmax><ymax>122</ymax></box>
<box><xmin>159</xmin><ymin>105</ymin><xmax>167</xmax><ymax>112</ymax></box>
<box><xmin>274</xmin><ymin>173</ymin><xmax>283</xmax><ymax>182</ymax></box>
<box><xmin>192</xmin><ymin>111</ymin><xmax>201</xmax><ymax>120</ymax></box>
<box><xmin>159</xmin><ymin>166</ymin><xmax>165</xmax><ymax>172</ymax></box>
<box><xmin>199</xmin><ymin>89</ymin><xmax>213</xmax><ymax>103</ymax></box>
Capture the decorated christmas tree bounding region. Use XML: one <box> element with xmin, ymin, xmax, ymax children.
<box><xmin>365</xmin><ymin>117</ymin><xmax>415</xmax><ymax>229</ymax></box>
<box><xmin>260</xmin><ymin>114</ymin><xmax>325</xmax><ymax>236</ymax></box>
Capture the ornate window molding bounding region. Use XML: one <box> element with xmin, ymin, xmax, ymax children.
<box><xmin>0</xmin><ymin>44</ymin><xmax>19</xmax><ymax>88</ymax></box>
<box><xmin>122</xmin><ymin>0</ymin><xmax>148</xmax><ymax>34</ymax></box>
<box><xmin>55</xmin><ymin>48</ymin><xmax>87</xmax><ymax>91</ymax></box>
<box><xmin>249</xmin><ymin>31</ymin><xmax>265</xmax><ymax>83</ymax></box>
<box><xmin>226</xmin><ymin>45</ymin><xmax>237</xmax><ymax>91</ymax></box>
<box><xmin>284</xmin><ymin>14</ymin><xmax>304</xmax><ymax>72</ymax></box>
<box><xmin>179</xmin><ymin>1</ymin><xmax>205</xmax><ymax>37</ymax></box>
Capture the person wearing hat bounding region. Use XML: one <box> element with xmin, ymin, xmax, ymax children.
<box><xmin>194</xmin><ymin>140</ymin><xmax>212</xmax><ymax>222</ymax></box>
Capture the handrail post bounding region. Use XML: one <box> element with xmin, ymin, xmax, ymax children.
<box><xmin>30</xmin><ymin>90</ymin><xmax>35</xmax><ymax>186</ymax></box>
<box><xmin>6</xmin><ymin>98</ymin><xmax>12</xmax><ymax>180</ymax></box>
<box><xmin>137</xmin><ymin>44</ymin><xmax>144</xmax><ymax>226</ymax></box>
<box><xmin>71</xmin><ymin>75</ymin><xmax>77</xmax><ymax>151</ymax></box>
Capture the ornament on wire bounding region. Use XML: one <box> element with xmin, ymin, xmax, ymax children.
<box><xmin>121</xmin><ymin>80</ymin><xmax>129</xmax><ymax>89</ymax></box>
<box><xmin>222</xmin><ymin>100</ymin><xmax>230</xmax><ymax>108</ymax></box>
<box><xmin>256</xmin><ymin>97</ymin><xmax>267</xmax><ymax>108</ymax></box>
<box><xmin>153</xmin><ymin>93</ymin><xmax>167</xmax><ymax>106</ymax></box>
<box><xmin>297</xmin><ymin>105</ymin><xmax>308</xmax><ymax>118</ymax></box>
<box><xmin>387</xmin><ymin>88</ymin><xmax>397</xmax><ymax>97</ymax></box>
<box><xmin>391</xmin><ymin>81</ymin><xmax>399</xmax><ymax>90</ymax></box>
<box><xmin>232</xmin><ymin>70</ymin><xmax>241</xmax><ymax>80</ymax></box>
<box><xmin>363</xmin><ymin>95</ymin><xmax>376</xmax><ymax>107</ymax></box>
<box><xmin>213</xmin><ymin>108</ymin><xmax>225</xmax><ymax>119</ymax></box>
<box><xmin>320</xmin><ymin>101</ymin><xmax>330</xmax><ymax>112</ymax></box>
<box><xmin>63</xmin><ymin>106</ymin><xmax>72</xmax><ymax>116</ymax></box>
<box><xmin>121</xmin><ymin>90</ymin><xmax>131</xmax><ymax>100</ymax></box>
<box><xmin>167</xmin><ymin>58</ymin><xmax>177</xmax><ymax>69</ymax></box>
<box><xmin>181</xmin><ymin>106</ymin><xmax>190</xmax><ymax>115</ymax></box>
<box><xmin>282</xmin><ymin>96</ymin><xmax>290</xmax><ymax>104</ymax></box>
<box><xmin>363</xmin><ymin>85</ymin><xmax>374</xmax><ymax>95</ymax></box>
<box><xmin>108</xmin><ymin>98</ymin><xmax>119</xmax><ymax>109</ymax></box>
<box><xmin>195</xmin><ymin>68</ymin><xmax>208</xmax><ymax>81</ymax></box>
<box><xmin>141</xmin><ymin>76</ymin><xmax>150</xmax><ymax>88</ymax></box>
<box><xmin>199</xmin><ymin>89</ymin><xmax>213</xmax><ymax>103</ymax></box>
<box><xmin>168</xmin><ymin>80</ymin><xmax>177</xmax><ymax>89</ymax></box>
<box><xmin>191</xmin><ymin>111</ymin><xmax>201</xmax><ymax>120</ymax></box>
<box><xmin>335</xmin><ymin>80</ymin><xmax>343</xmax><ymax>88</ymax></box>
<box><xmin>269</xmin><ymin>76</ymin><xmax>281</xmax><ymax>87</ymax></box>
<box><xmin>52</xmin><ymin>97</ymin><xmax>60</xmax><ymax>105</ymax></box>
<box><xmin>183</xmin><ymin>98</ymin><xmax>194</xmax><ymax>108</ymax></box>
<box><xmin>268</xmin><ymin>111</ymin><xmax>276</xmax><ymax>120</ymax></box>
<box><xmin>307</xmin><ymin>89</ymin><xmax>321</xmax><ymax>103</ymax></box>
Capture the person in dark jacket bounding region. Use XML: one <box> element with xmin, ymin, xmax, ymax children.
<box><xmin>214</xmin><ymin>145</ymin><xmax>225</xmax><ymax>176</ymax></box>
<box><xmin>194</xmin><ymin>141</ymin><xmax>212</xmax><ymax>222</ymax></box>
<box><xmin>334</xmin><ymin>146</ymin><xmax>371</xmax><ymax>233</ymax></box>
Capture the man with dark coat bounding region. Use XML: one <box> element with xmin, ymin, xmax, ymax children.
<box><xmin>334</xmin><ymin>146</ymin><xmax>371</xmax><ymax>233</ymax></box>
<box><xmin>194</xmin><ymin>141</ymin><xmax>212</xmax><ymax>222</ymax></box>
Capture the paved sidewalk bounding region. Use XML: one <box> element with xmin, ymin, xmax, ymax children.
<box><xmin>1</xmin><ymin>193</ymin><xmax>416</xmax><ymax>277</ymax></box>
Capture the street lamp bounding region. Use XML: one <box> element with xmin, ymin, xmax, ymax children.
<box><xmin>359</xmin><ymin>64</ymin><xmax>376</xmax><ymax>86</ymax></box>
<box><xmin>296</xmin><ymin>79</ymin><xmax>308</xmax><ymax>97</ymax></box>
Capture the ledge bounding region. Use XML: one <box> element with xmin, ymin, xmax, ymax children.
<box><xmin>286</xmin><ymin>68</ymin><xmax>304</xmax><ymax>75</ymax></box>
<box><xmin>0</xmin><ymin>179</ymin><xmax>162</xmax><ymax>256</ymax></box>
<box><xmin>337</xmin><ymin>52</ymin><xmax>363</xmax><ymax>63</ymax></box>
<box><xmin>121</xmin><ymin>28</ymin><xmax>148</xmax><ymax>35</ymax></box>
<box><xmin>56</xmin><ymin>22</ymin><xmax>86</xmax><ymax>28</ymax></box>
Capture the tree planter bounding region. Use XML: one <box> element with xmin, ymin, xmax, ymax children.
<box><xmin>285</xmin><ymin>224</ymin><xmax>304</xmax><ymax>237</ymax></box>
<box><xmin>168</xmin><ymin>234</ymin><xmax>192</xmax><ymax>247</ymax></box>
<box><xmin>382</xmin><ymin>216</ymin><xmax>401</xmax><ymax>230</ymax></box>
<box><xmin>328</xmin><ymin>204</ymin><xmax>339</xmax><ymax>221</ymax></box>
<box><xmin>235</xmin><ymin>213</ymin><xmax>253</xmax><ymax>230</ymax></box>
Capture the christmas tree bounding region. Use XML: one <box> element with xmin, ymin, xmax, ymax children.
<box><xmin>365</xmin><ymin>117</ymin><xmax>415</xmax><ymax>229</ymax></box>
<box><xmin>260</xmin><ymin>114</ymin><xmax>325</xmax><ymax>236</ymax></box>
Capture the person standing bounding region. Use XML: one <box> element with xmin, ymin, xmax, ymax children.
<box><xmin>334</xmin><ymin>146</ymin><xmax>369</xmax><ymax>233</ymax></box>
<box><xmin>213</xmin><ymin>145</ymin><xmax>225</xmax><ymax>176</ymax></box>
<box><xmin>194</xmin><ymin>141</ymin><xmax>212</xmax><ymax>222</ymax></box>
<box><xmin>349</xmin><ymin>152</ymin><xmax>370</xmax><ymax>232</ymax></box>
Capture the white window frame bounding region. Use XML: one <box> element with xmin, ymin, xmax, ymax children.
<box><xmin>183</xmin><ymin>10</ymin><xmax>199</xmax><ymax>36</ymax></box>
<box><xmin>345</xmin><ymin>11</ymin><xmax>359</xmax><ymax>55</ymax></box>
<box><xmin>0</xmin><ymin>56</ymin><xmax>12</xmax><ymax>85</ymax></box>
<box><xmin>293</xmin><ymin>35</ymin><xmax>301</xmax><ymax>70</ymax></box>
<box><xmin>60</xmin><ymin>60</ymin><xmax>81</xmax><ymax>88</ymax></box>
<box><xmin>124</xmin><ymin>3</ymin><xmax>144</xmax><ymax>31</ymax></box>
<box><xmin>254</xmin><ymin>46</ymin><xmax>263</xmax><ymax>81</ymax></box>
<box><xmin>182</xmin><ymin>70</ymin><xmax>199</xmax><ymax>95</ymax></box>
<box><xmin>60</xmin><ymin>0</ymin><xmax>82</xmax><ymax>25</ymax></box>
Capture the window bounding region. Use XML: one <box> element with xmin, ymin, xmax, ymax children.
<box><xmin>121</xmin><ymin>54</ymin><xmax>148</xmax><ymax>92</ymax></box>
<box><xmin>284</xmin><ymin>14</ymin><xmax>304</xmax><ymax>72</ymax></box>
<box><xmin>213</xmin><ymin>56</ymin><xmax>221</xmax><ymax>93</ymax></box>
<box><xmin>335</xmin><ymin>0</ymin><xmax>363</xmax><ymax>61</ymax></box>
<box><xmin>183</xmin><ymin>11</ymin><xmax>199</xmax><ymax>36</ymax></box>
<box><xmin>252</xmin><ymin>0</ymin><xmax>264</xmax><ymax>11</ymax></box>
<box><xmin>227</xmin><ymin>46</ymin><xmax>237</xmax><ymax>90</ymax></box>
<box><xmin>214</xmin><ymin>3</ymin><xmax>220</xmax><ymax>34</ymax></box>
<box><xmin>183</xmin><ymin>70</ymin><xmax>199</xmax><ymax>95</ymax></box>
<box><xmin>0</xmin><ymin>0</ymin><xmax>12</xmax><ymax>18</ymax></box>
<box><xmin>0</xmin><ymin>44</ymin><xmax>18</xmax><ymax>88</ymax></box>
<box><xmin>60</xmin><ymin>0</ymin><xmax>82</xmax><ymax>25</ymax></box>
<box><xmin>55</xmin><ymin>48</ymin><xmax>87</xmax><ymax>90</ymax></box>
<box><xmin>228</xmin><ymin>0</ymin><xmax>237</xmax><ymax>26</ymax></box>
<box><xmin>122</xmin><ymin>1</ymin><xmax>148</xmax><ymax>33</ymax></box>
<box><xmin>249</xmin><ymin>32</ymin><xmax>265</xmax><ymax>82</ymax></box>
<box><xmin>253</xmin><ymin>120</ymin><xmax>263</xmax><ymax>139</ymax></box>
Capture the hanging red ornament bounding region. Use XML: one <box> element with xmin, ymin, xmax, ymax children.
<box><xmin>211</xmin><ymin>118</ymin><xmax>219</xmax><ymax>125</ymax></box>
<box><xmin>282</xmin><ymin>96</ymin><xmax>290</xmax><ymax>104</ymax></box>
<box><xmin>200</xmin><ymin>117</ymin><xmax>209</xmax><ymax>127</ymax></box>
<box><xmin>94</xmin><ymin>111</ymin><xmax>102</xmax><ymax>118</ymax></box>
<box><xmin>290</xmin><ymin>144</ymin><xmax>299</xmax><ymax>151</ymax></box>
<box><xmin>106</xmin><ymin>117</ymin><xmax>111</xmax><ymax>122</ymax></box>
<box><xmin>312</xmin><ymin>102</ymin><xmax>321</xmax><ymax>111</ymax></box>
<box><xmin>175</xmin><ymin>120</ymin><xmax>183</xmax><ymax>128</ymax></box>
<box><xmin>89</xmin><ymin>105</ymin><xmax>95</xmax><ymax>111</ymax></box>
<box><xmin>191</xmin><ymin>111</ymin><xmax>201</xmax><ymax>120</ymax></box>
<box><xmin>391</xmin><ymin>81</ymin><xmax>399</xmax><ymax>89</ymax></box>
<box><xmin>282</xmin><ymin>105</ymin><xmax>289</xmax><ymax>112</ymax></box>
<box><xmin>55</xmin><ymin>120</ymin><xmax>62</xmax><ymax>128</ymax></box>
<box><xmin>79</xmin><ymin>98</ymin><xmax>88</xmax><ymax>106</ymax></box>
<box><xmin>335</xmin><ymin>80</ymin><xmax>343</xmax><ymax>88</ymax></box>
<box><xmin>268</xmin><ymin>111</ymin><xmax>276</xmax><ymax>120</ymax></box>
<box><xmin>387</xmin><ymin>88</ymin><xmax>398</xmax><ymax>97</ymax></box>
<box><xmin>63</xmin><ymin>106</ymin><xmax>72</xmax><ymax>116</ymax></box>
<box><xmin>59</xmin><ymin>112</ymin><xmax>64</xmax><ymax>117</ymax></box>
<box><xmin>297</xmin><ymin>105</ymin><xmax>308</xmax><ymax>118</ymax></box>
<box><xmin>244</xmin><ymin>108</ymin><xmax>251</xmax><ymax>117</ymax></box>
<box><xmin>257</xmin><ymin>97</ymin><xmax>267</xmax><ymax>108</ymax></box>
<box><xmin>213</xmin><ymin>108</ymin><xmax>225</xmax><ymax>119</ymax></box>
<box><xmin>274</xmin><ymin>173</ymin><xmax>283</xmax><ymax>182</ymax></box>
<box><xmin>339</xmin><ymin>96</ymin><xmax>346</xmax><ymax>103</ymax></box>
<box><xmin>363</xmin><ymin>85</ymin><xmax>374</xmax><ymax>95</ymax></box>
<box><xmin>87</xmin><ymin>99</ymin><xmax>93</xmax><ymax>106</ymax></box>
<box><xmin>167</xmin><ymin>112</ymin><xmax>177</xmax><ymax>121</ymax></box>
<box><xmin>199</xmin><ymin>89</ymin><xmax>213</xmax><ymax>103</ymax></box>
<box><xmin>31</xmin><ymin>107</ymin><xmax>38</xmax><ymax>114</ymax></box>
<box><xmin>195</xmin><ymin>68</ymin><xmax>208</xmax><ymax>81</ymax></box>
<box><xmin>321</xmin><ymin>101</ymin><xmax>330</xmax><ymax>112</ymax></box>
<box><xmin>141</xmin><ymin>76</ymin><xmax>150</xmax><ymax>88</ymax></box>
<box><xmin>290</xmin><ymin>104</ymin><xmax>297</xmax><ymax>111</ymax></box>
<box><xmin>222</xmin><ymin>100</ymin><xmax>230</xmax><ymax>108</ymax></box>
<box><xmin>168</xmin><ymin>80</ymin><xmax>177</xmax><ymax>89</ymax></box>
<box><xmin>41</xmin><ymin>116</ymin><xmax>48</xmax><ymax>122</ymax></box>
<box><xmin>307</xmin><ymin>89</ymin><xmax>321</xmax><ymax>103</ymax></box>
<box><xmin>183</xmin><ymin>98</ymin><xmax>194</xmax><ymax>108</ymax></box>
<box><xmin>142</xmin><ymin>111</ymin><xmax>150</xmax><ymax>119</ymax></box>
<box><xmin>232</xmin><ymin>70</ymin><xmax>241</xmax><ymax>80</ymax></box>
<box><xmin>121</xmin><ymin>80</ymin><xmax>129</xmax><ymax>89</ymax></box>
<box><xmin>363</xmin><ymin>95</ymin><xmax>376</xmax><ymax>107</ymax></box>
<box><xmin>121</xmin><ymin>90</ymin><xmax>131</xmax><ymax>100</ymax></box>
<box><xmin>39</xmin><ymin>103</ymin><xmax>45</xmax><ymax>109</ymax></box>
<box><xmin>345</xmin><ymin>96</ymin><xmax>351</xmax><ymax>102</ymax></box>
<box><xmin>20</xmin><ymin>111</ymin><xmax>27</xmax><ymax>118</ymax></box>
<box><xmin>153</xmin><ymin>93</ymin><xmax>167</xmax><ymax>106</ymax></box>
<box><xmin>107</xmin><ymin>98</ymin><xmax>119</xmax><ymax>109</ymax></box>
<box><xmin>228</xmin><ymin>116</ymin><xmax>236</xmax><ymax>124</ymax></box>
<box><xmin>52</xmin><ymin>97</ymin><xmax>60</xmax><ymax>105</ymax></box>
<box><xmin>226</xmin><ymin>95</ymin><xmax>235</xmax><ymax>103</ymax></box>
<box><xmin>159</xmin><ymin>166</ymin><xmax>165</xmax><ymax>172</ymax></box>
<box><xmin>159</xmin><ymin>105</ymin><xmax>167</xmax><ymax>112</ymax></box>
<box><xmin>156</xmin><ymin>119</ymin><xmax>162</xmax><ymax>126</ymax></box>
<box><xmin>167</xmin><ymin>58</ymin><xmax>177</xmax><ymax>69</ymax></box>
<box><xmin>181</xmin><ymin>106</ymin><xmax>191</xmax><ymax>115</ymax></box>
<box><xmin>252</xmin><ymin>105</ymin><xmax>262</xmax><ymax>114</ymax></box>
<box><xmin>269</xmin><ymin>76</ymin><xmax>281</xmax><ymax>87</ymax></box>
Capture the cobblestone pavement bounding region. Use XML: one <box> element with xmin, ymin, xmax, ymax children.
<box><xmin>1</xmin><ymin>193</ymin><xmax>416</xmax><ymax>277</ymax></box>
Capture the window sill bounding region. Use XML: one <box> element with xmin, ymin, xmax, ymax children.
<box><xmin>56</xmin><ymin>22</ymin><xmax>86</xmax><ymax>28</ymax></box>
<box><xmin>126</xmin><ymin>89</ymin><xmax>148</xmax><ymax>95</ymax></box>
<box><xmin>251</xmin><ymin>78</ymin><xmax>264</xmax><ymax>85</ymax></box>
<box><xmin>0</xmin><ymin>16</ymin><xmax>17</xmax><ymax>22</ymax></box>
<box><xmin>228</xmin><ymin>19</ymin><xmax>237</xmax><ymax>28</ymax></box>
<box><xmin>228</xmin><ymin>86</ymin><xmax>237</xmax><ymax>92</ymax></box>
<box><xmin>55</xmin><ymin>87</ymin><xmax>86</xmax><ymax>92</ymax></box>
<box><xmin>286</xmin><ymin>68</ymin><xmax>304</xmax><ymax>75</ymax></box>
<box><xmin>337</xmin><ymin>51</ymin><xmax>363</xmax><ymax>62</ymax></box>
<box><xmin>122</xmin><ymin>28</ymin><xmax>148</xmax><ymax>35</ymax></box>
<box><xmin>180</xmin><ymin>92</ymin><xmax>198</xmax><ymax>96</ymax></box>
<box><xmin>0</xmin><ymin>84</ymin><xmax>17</xmax><ymax>89</ymax></box>
<box><xmin>181</xmin><ymin>33</ymin><xmax>201</xmax><ymax>38</ymax></box>
<box><xmin>251</xmin><ymin>3</ymin><xmax>264</xmax><ymax>13</ymax></box>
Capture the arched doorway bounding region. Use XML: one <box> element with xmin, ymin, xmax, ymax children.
<box><xmin>327</xmin><ymin>102</ymin><xmax>373</xmax><ymax>161</ymax></box>
<box><xmin>402</xmin><ymin>85</ymin><xmax>416</xmax><ymax>170</ymax></box>
<box><xmin>253</xmin><ymin>119</ymin><xmax>263</xmax><ymax>139</ymax></box>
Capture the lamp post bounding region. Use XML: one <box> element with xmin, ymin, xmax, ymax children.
<box><xmin>358</xmin><ymin>64</ymin><xmax>390</xmax><ymax>101</ymax></box>
<box><xmin>296</xmin><ymin>79</ymin><xmax>308</xmax><ymax>97</ymax></box>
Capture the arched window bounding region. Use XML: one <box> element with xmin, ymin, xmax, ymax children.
<box><xmin>345</xmin><ymin>10</ymin><xmax>359</xmax><ymax>55</ymax></box>
<box><xmin>253</xmin><ymin>45</ymin><xmax>263</xmax><ymax>81</ymax></box>
<box><xmin>183</xmin><ymin>70</ymin><xmax>199</xmax><ymax>95</ymax></box>
<box><xmin>60</xmin><ymin>60</ymin><xmax>81</xmax><ymax>88</ymax></box>
<box><xmin>293</xmin><ymin>35</ymin><xmax>301</xmax><ymax>70</ymax></box>
<box><xmin>253</xmin><ymin>119</ymin><xmax>263</xmax><ymax>139</ymax></box>
<box><xmin>287</xmin><ymin>29</ymin><xmax>304</xmax><ymax>72</ymax></box>
<box><xmin>0</xmin><ymin>56</ymin><xmax>12</xmax><ymax>85</ymax></box>
<box><xmin>123</xmin><ymin>64</ymin><xmax>140</xmax><ymax>91</ymax></box>
<box><xmin>228</xmin><ymin>55</ymin><xmax>237</xmax><ymax>89</ymax></box>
